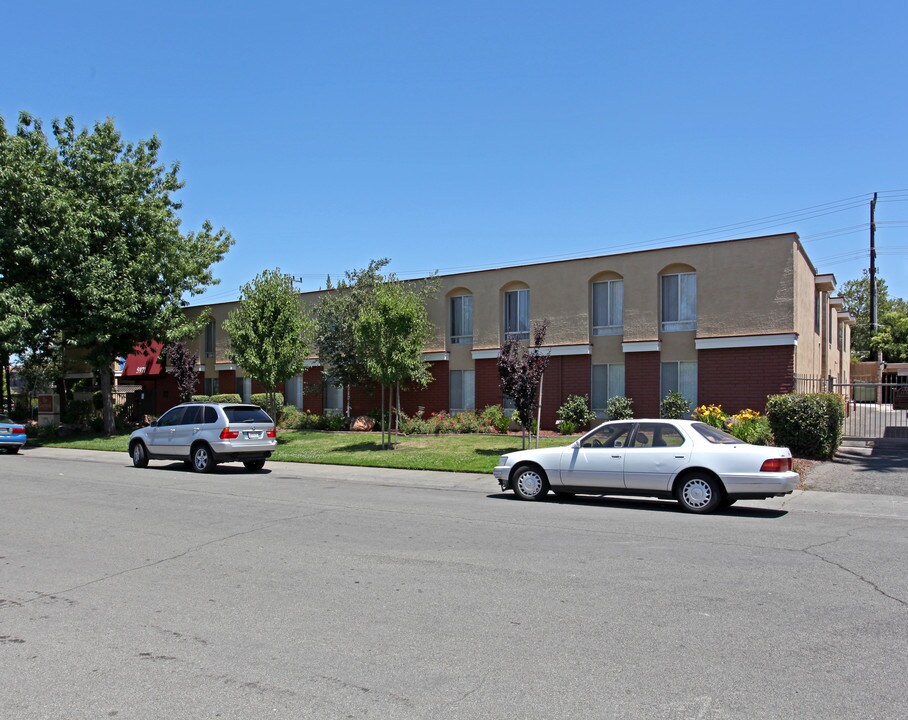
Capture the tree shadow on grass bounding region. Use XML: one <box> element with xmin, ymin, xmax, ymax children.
<box><xmin>334</xmin><ymin>441</ymin><xmax>386</xmax><ymax>452</ymax></box>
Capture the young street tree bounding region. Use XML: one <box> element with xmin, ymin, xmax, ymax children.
<box><xmin>353</xmin><ymin>278</ymin><xmax>436</xmax><ymax>449</ymax></box>
<box><xmin>0</xmin><ymin>113</ymin><xmax>234</xmax><ymax>434</ymax></box>
<box><xmin>498</xmin><ymin>320</ymin><xmax>550</xmax><ymax>449</ymax></box>
<box><xmin>163</xmin><ymin>340</ymin><xmax>200</xmax><ymax>403</ymax></box>
<box><xmin>314</xmin><ymin>258</ymin><xmax>390</xmax><ymax>401</ymax></box>
<box><xmin>223</xmin><ymin>269</ymin><xmax>315</xmax><ymax>420</ymax></box>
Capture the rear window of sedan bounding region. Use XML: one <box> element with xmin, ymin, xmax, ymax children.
<box><xmin>692</xmin><ymin>422</ymin><xmax>741</xmax><ymax>445</ymax></box>
<box><xmin>224</xmin><ymin>406</ymin><xmax>273</xmax><ymax>423</ymax></box>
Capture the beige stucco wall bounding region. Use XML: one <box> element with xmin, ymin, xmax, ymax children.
<box><xmin>184</xmin><ymin>233</ymin><xmax>826</xmax><ymax>377</ymax></box>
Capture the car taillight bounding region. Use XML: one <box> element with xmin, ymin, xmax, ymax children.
<box><xmin>12</xmin><ymin>427</ymin><xmax>25</xmax><ymax>435</ymax></box>
<box><xmin>760</xmin><ymin>457</ymin><xmax>792</xmax><ymax>472</ymax></box>
<box><xmin>219</xmin><ymin>427</ymin><xmax>239</xmax><ymax>439</ymax></box>
<box><xmin>266</xmin><ymin>429</ymin><xmax>276</xmax><ymax>438</ymax></box>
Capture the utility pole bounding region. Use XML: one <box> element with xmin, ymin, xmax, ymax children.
<box><xmin>288</xmin><ymin>276</ymin><xmax>304</xmax><ymax>291</ymax></box>
<box><xmin>869</xmin><ymin>192</ymin><xmax>884</xmax><ymax>401</ymax></box>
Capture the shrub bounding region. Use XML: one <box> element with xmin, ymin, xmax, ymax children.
<box><xmin>191</xmin><ymin>395</ymin><xmax>210</xmax><ymax>402</ymax></box>
<box><xmin>660</xmin><ymin>391</ymin><xmax>690</xmax><ymax>419</ymax></box>
<box><xmin>556</xmin><ymin>394</ymin><xmax>595</xmax><ymax>431</ymax></box>
<box><xmin>61</xmin><ymin>399</ymin><xmax>94</xmax><ymax>425</ymax></box>
<box><xmin>692</xmin><ymin>404</ymin><xmax>728</xmax><ymax>429</ymax></box>
<box><xmin>604</xmin><ymin>395</ymin><xmax>634</xmax><ymax>420</ymax></box>
<box><xmin>558</xmin><ymin>420</ymin><xmax>577</xmax><ymax>435</ymax></box>
<box><xmin>322</xmin><ymin>413</ymin><xmax>345</xmax><ymax>431</ymax></box>
<box><xmin>726</xmin><ymin>410</ymin><xmax>773</xmax><ymax>446</ymax></box>
<box><xmin>250</xmin><ymin>392</ymin><xmax>284</xmax><ymax>408</ymax></box>
<box><xmin>765</xmin><ymin>393</ymin><xmax>845</xmax><ymax>460</ymax></box>
<box><xmin>399</xmin><ymin>409</ymin><xmax>431</xmax><ymax>435</ymax></box>
<box><xmin>209</xmin><ymin>393</ymin><xmax>242</xmax><ymax>403</ymax></box>
<box><xmin>280</xmin><ymin>405</ymin><xmax>302</xmax><ymax>429</ymax></box>
<box><xmin>480</xmin><ymin>404</ymin><xmax>511</xmax><ymax>433</ymax></box>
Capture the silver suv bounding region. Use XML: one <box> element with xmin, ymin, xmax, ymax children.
<box><xmin>128</xmin><ymin>402</ymin><xmax>276</xmax><ymax>473</ymax></box>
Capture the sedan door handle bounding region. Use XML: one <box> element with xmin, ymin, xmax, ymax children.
<box><xmin>675</xmin><ymin>455</ymin><xmax>685</xmax><ymax>459</ymax></box>
<box><xmin>612</xmin><ymin>455</ymin><xmax>621</xmax><ymax>458</ymax></box>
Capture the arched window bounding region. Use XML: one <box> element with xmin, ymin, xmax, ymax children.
<box><xmin>660</xmin><ymin>265</ymin><xmax>696</xmax><ymax>332</ymax></box>
<box><xmin>448</xmin><ymin>288</ymin><xmax>473</xmax><ymax>345</ymax></box>
<box><xmin>502</xmin><ymin>282</ymin><xmax>530</xmax><ymax>341</ymax></box>
<box><xmin>591</xmin><ymin>272</ymin><xmax>623</xmax><ymax>335</ymax></box>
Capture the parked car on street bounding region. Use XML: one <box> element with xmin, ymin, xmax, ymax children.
<box><xmin>494</xmin><ymin>419</ymin><xmax>797</xmax><ymax>513</ymax></box>
<box><xmin>0</xmin><ymin>414</ymin><xmax>27</xmax><ymax>454</ymax></box>
<box><xmin>128</xmin><ymin>402</ymin><xmax>276</xmax><ymax>473</ymax></box>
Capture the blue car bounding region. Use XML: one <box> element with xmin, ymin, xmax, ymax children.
<box><xmin>0</xmin><ymin>414</ymin><xmax>27</xmax><ymax>454</ymax></box>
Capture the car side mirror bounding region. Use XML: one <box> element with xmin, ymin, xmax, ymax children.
<box><xmin>149</xmin><ymin>420</ymin><xmax>158</xmax><ymax>427</ymax></box>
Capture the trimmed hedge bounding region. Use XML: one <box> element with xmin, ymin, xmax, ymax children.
<box><xmin>765</xmin><ymin>393</ymin><xmax>844</xmax><ymax>460</ymax></box>
<box><xmin>191</xmin><ymin>395</ymin><xmax>209</xmax><ymax>402</ymax></box>
<box><xmin>210</xmin><ymin>393</ymin><xmax>242</xmax><ymax>403</ymax></box>
<box><xmin>251</xmin><ymin>392</ymin><xmax>284</xmax><ymax>408</ymax></box>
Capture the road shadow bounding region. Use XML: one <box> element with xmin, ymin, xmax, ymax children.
<box><xmin>486</xmin><ymin>492</ymin><xmax>788</xmax><ymax>518</ymax></box>
<box><xmin>836</xmin><ymin>448</ymin><xmax>908</xmax><ymax>475</ymax></box>
<box><xmin>130</xmin><ymin>462</ymin><xmax>272</xmax><ymax>476</ymax></box>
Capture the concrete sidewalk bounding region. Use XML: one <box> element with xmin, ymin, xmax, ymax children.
<box><xmin>19</xmin><ymin>446</ymin><xmax>908</xmax><ymax>521</ymax></box>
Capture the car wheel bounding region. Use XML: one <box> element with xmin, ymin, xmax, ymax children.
<box><xmin>8</xmin><ymin>446</ymin><xmax>20</xmax><ymax>455</ymax></box>
<box><xmin>719</xmin><ymin>496</ymin><xmax>738</xmax><ymax>509</ymax></box>
<box><xmin>676</xmin><ymin>473</ymin><xmax>722</xmax><ymax>513</ymax></box>
<box><xmin>243</xmin><ymin>459</ymin><xmax>265</xmax><ymax>472</ymax></box>
<box><xmin>130</xmin><ymin>441</ymin><xmax>149</xmax><ymax>468</ymax></box>
<box><xmin>512</xmin><ymin>465</ymin><xmax>550</xmax><ymax>501</ymax></box>
<box><xmin>191</xmin><ymin>444</ymin><xmax>216</xmax><ymax>473</ymax></box>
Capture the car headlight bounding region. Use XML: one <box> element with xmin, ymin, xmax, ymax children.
<box><xmin>498</xmin><ymin>455</ymin><xmax>510</xmax><ymax>466</ymax></box>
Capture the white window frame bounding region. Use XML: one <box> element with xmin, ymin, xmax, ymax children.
<box><xmin>450</xmin><ymin>295</ymin><xmax>473</xmax><ymax>345</ymax></box>
<box><xmin>661</xmin><ymin>273</ymin><xmax>697</xmax><ymax>332</ymax></box>
<box><xmin>204</xmin><ymin>321</ymin><xmax>217</xmax><ymax>358</ymax></box>
<box><xmin>592</xmin><ymin>363</ymin><xmax>625</xmax><ymax>413</ymax></box>
<box><xmin>449</xmin><ymin>369</ymin><xmax>475</xmax><ymax>412</ymax></box>
<box><xmin>592</xmin><ymin>280</ymin><xmax>624</xmax><ymax>336</ymax></box>
<box><xmin>661</xmin><ymin>361</ymin><xmax>697</xmax><ymax>409</ymax></box>
<box><xmin>504</xmin><ymin>288</ymin><xmax>530</xmax><ymax>341</ymax></box>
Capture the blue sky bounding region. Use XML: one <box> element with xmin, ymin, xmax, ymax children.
<box><xmin>3</xmin><ymin>1</ymin><xmax>907</xmax><ymax>304</ymax></box>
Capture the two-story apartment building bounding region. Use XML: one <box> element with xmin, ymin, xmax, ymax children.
<box><xmin>119</xmin><ymin>232</ymin><xmax>854</xmax><ymax>428</ymax></box>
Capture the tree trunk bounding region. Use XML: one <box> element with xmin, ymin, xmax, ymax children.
<box><xmin>380</xmin><ymin>384</ymin><xmax>386</xmax><ymax>449</ymax></box>
<box><xmin>100</xmin><ymin>364</ymin><xmax>115</xmax><ymax>436</ymax></box>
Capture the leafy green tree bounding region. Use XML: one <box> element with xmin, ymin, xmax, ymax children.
<box><xmin>353</xmin><ymin>279</ymin><xmax>436</xmax><ymax>449</ymax></box>
<box><xmin>0</xmin><ymin>112</ymin><xmax>233</xmax><ymax>434</ymax></box>
<box><xmin>223</xmin><ymin>269</ymin><xmax>314</xmax><ymax>420</ymax></box>
<box><xmin>314</xmin><ymin>259</ymin><xmax>390</xmax><ymax>394</ymax></box>
<box><xmin>840</xmin><ymin>271</ymin><xmax>908</xmax><ymax>361</ymax></box>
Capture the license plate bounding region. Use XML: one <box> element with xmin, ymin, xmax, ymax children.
<box><xmin>0</xmin><ymin>428</ymin><xmax>8</xmax><ymax>434</ymax></box>
<box><xmin>245</xmin><ymin>430</ymin><xmax>263</xmax><ymax>440</ymax></box>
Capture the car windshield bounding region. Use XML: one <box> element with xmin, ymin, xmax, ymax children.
<box><xmin>692</xmin><ymin>422</ymin><xmax>741</xmax><ymax>445</ymax></box>
<box><xmin>224</xmin><ymin>406</ymin><xmax>273</xmax><ymax>423</ymax></box>
<box><xmin>0</xmin><ymin>414</ymin><xmax>14</xmax><ymax>424</ymax></box>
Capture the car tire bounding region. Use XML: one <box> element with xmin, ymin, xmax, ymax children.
<box><xmin>675</xmin><ymin>473</ymin><xmax>722</xmax><ymax>514</ymax></box>
<box><xmin>552</xmin><ymin>490</ymin><xmax>575</xmax><ymax>498</ymax></box>
<box><xmin>130</xmin><ymin>441</ymin><xmax>149</xmax><ymax>468</ymax></box>
<box><xmin>719</xmin><ymin>496</ymin><xmax>738</xmax><ymax>509</ymax></box>
<box><xmin>191</xmin><ymin>443</ymin><xmax>216</xmax><ymax>473</ymax></box>
<box><xmin>512</xmin><ymin>465</ymin><xmax>550</xmax><ymax>501</ymax></box>
<box><xmin>8</xmin><ymin>446</ymin><xmax>20</xmax><ymax>454</ymax></box>
<box><xmin>243</xmin><ymin>459</ymin><xmax>265</xmax><ymax>472</ymax></box>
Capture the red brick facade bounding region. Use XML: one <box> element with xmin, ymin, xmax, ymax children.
<box><xmin>624</xmin><ymin>351</ymin><xmax>661</xmax><ymax>418</ymax></box>
<box><xmin>698</xmin><ymin>346</ymin><xmax>795</xmax><ymax>413</ymax></box>
<box><xmin>539</xmin><ymin>355</ymin><xmax>592</xmax><ymax>428</ymax></box>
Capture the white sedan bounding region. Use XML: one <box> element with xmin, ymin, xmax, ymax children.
<box><xmin>493</xmin><ymin>419</ymin><xmax>798</xmax><ymax>513</ymax></box>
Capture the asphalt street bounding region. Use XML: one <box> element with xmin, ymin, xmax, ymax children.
<box><xmin>2</xmin><ymin>448</ymin><xmax>907</xmax><ymax>720</ymax></box>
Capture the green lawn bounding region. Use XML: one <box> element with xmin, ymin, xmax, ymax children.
<box><xmin>32</xmin><ymin>430</ymin><xmax>571</xmax><ymax>473</ymax></box>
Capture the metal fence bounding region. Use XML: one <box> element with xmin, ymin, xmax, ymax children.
<box><xmin>793</xmin><ymin>374</ymin><xmax>908</xmax><ymax>440</ymax></box>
